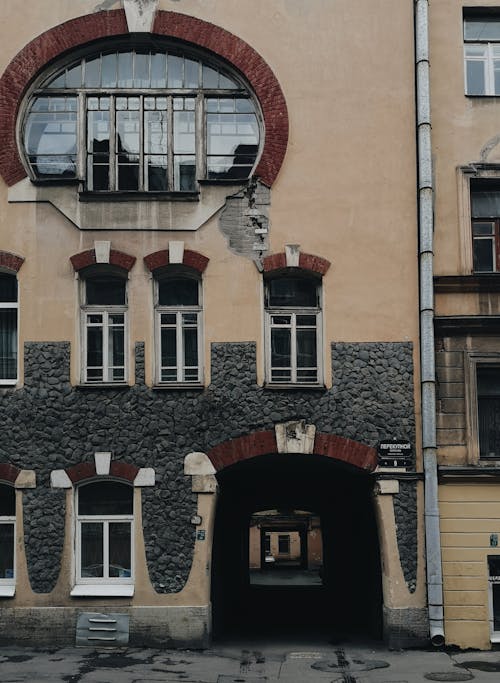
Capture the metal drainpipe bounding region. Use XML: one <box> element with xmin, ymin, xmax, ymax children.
<box><xmin>415</xmin><ymin>0</ymin><xmax>445</xmax><ymax>646</ymax></box>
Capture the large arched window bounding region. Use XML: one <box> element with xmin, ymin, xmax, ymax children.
<box><xmin>22</xmin><ymin>43</ymin><xmax>261</xmax><ymax>194</ymax></box>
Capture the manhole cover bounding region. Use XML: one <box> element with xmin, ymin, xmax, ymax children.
<box><xmin>457</xmin><ymin>660</ymin><xmax>500</xmax><ymax>672</ymax></box>
<box><xmin>311</xmin><ymin>658</ymin><xmax>389</xmax><ymax>672</ymax></box>
<box><xmin>425</xmin><ymin>674</ymin><xmax>474</xmax><ymax>682</ymax></box>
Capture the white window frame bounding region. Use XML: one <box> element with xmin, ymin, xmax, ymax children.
<box><xmin>80</xmin><ymin>277</ymin><xmax>128</xmax><ymax>384</ymax></box>
<box><xmin>154</xmin><ymin>276</ymin><xmax>203</xmax><ymax>385</ymax></box>
<box><xmin>74</xmin><ymin>482</ymin><xmax>134</xmax><ymax>591</ymax></box>
<box><xmin>0</xmin><ymin>484</ymin><xmax>16</xmax><ymax>597</ymax></box>
<box><xmin>488</xmin><ymin>555</ymin><xmax>500</xmax><ymax>642</ymax></box>
<box><xmin>264</xmin><ymin>278</ymin><xmax>323</xmax><ymax>386</ymax></box>
<box><xmin>0</xmin><ymin>273</ymin><xmax>18</xmax><ymax>385</ymax></box>
<box><xmin>20</xmin><ymin>46</ymin><xmax>262</xmax><ymax>192</ymax></box>
<box><xmin>464</xmin><ymin>43</ymin><xmax>500</xmax><ymax>95</ymax></box>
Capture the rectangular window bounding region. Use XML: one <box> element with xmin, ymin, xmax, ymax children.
<box><xmin>0</xmin><ymin>274</ymin><xmax>18</xmax><ymax>384</ymax></box>
<box><xmin>477</xmin><ymin>367</ymin><xmax>500</xmax><ymax>458</ymax></box>
<box><xmin>278</xmin><ymin>534</ymin><xmax>290</xmax><ymax>555</ymax></box>
<box><xmin>0</xmin><ymin>484</ymin><xmax>16</xmax><ymax>596</ymax></box>
<box><xmin>465</xmin><ymin>14</ymin><xmax>500</xmax><ymax>95</ymax></box>
<box><xmin>81</xmin><ymin>276</ymin><xmax>127</xmax><ymax>384</ymax></box>
<box><xmin>471</xmin><ymin>181</ymin><xmax>500</xmax><ymax>272</ymax></box>
<box><xmin>155</xmin><ymin>276</ymin><xmax>202</xmax><ymax>385</ymax></box>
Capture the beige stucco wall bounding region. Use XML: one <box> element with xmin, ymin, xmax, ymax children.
<box><xmin>0</xmin><ymin>0</ymin><xmax>426</xmax><ymax>628</ymax></box>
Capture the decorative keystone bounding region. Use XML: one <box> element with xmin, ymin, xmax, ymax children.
<box><xmin>94</xmin><ymin>451</ymin><xmax>111</xmax><ymax>475</ymax></box>
<box><xmin>275</xmin><ymin>420</ymin><xmax>316</xmax><ymax>454</ymax></box>
<box><xmin>124</xmin><ymin>0</ymin><xmax>158</xmax><ymax>32</ymax></box>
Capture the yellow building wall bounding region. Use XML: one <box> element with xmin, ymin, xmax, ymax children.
<box><xmin>439</xmin><ymin>482</ymin><xmax>500</xmax><ymax>650</ymax></box>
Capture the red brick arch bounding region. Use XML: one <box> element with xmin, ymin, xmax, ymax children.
<box><xmin>0</xmin><ymin>9</ymin><xmax>288</xmax><ymax>188</ymax></box>
<box><xmin>263</xmin><ymin>252</ymin><xmax>331</xmax><ymax>276</ymax></box>
<box><xmin>0</xmin><ymin>251</ymin><xmax>24</xmax><ymax>273</ymax></box>
<box><xmin>70</xmin><ymin>249</ymin><xmax>136</xmax><ymax>272</ymax></box>
<box><xmin>0</xmin><ymin>463</ymin><xmax>20</xmax><ymax>484</ymax></box>
<box><xmin>207</xmin><ymin>430</ymin><xmax>378</xmax><ymax>473</ymax></box>
<box><xmin>144</xmin><ymin>249</ymin><xmax>209</xmax><ymax>274</ymax></box>
<box><xmin>65</xmin><ymin>460</ymin><xmax>139</xmax><ymax>485</ymax></box>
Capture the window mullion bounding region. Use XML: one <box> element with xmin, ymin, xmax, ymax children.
<box><xmin>139</xmin><ymin>96</ymin><xmax>145</xmax><ymax>191</ymax></box>
<box><xmin>102</xmin><ymin>311</ymin><xmax>109</xmax><ymax>382</ymax></box>
<box><xmin>196</xmin><ymin>94</ymin><xmax>205</xmax><ymax>182</ymax></box>
<box><xmin>177</xmin><ymin>311</ymin><xmax>183</xmax><ymax>382</ymax></box>
<box><xmin>167</xmin><ymin>97</ymin><xmax>174</xmax><ymax>191</ymax></box>
<box><xmin>103</xmin><ymin>521</ymin><xmax>109</xmax><ymax>580</ymax></box>
<box><xmin>291</xmin><ymin>313</ymin><xmax>297</xmax><ymax>383</ymax></box>
<box><xmin>109</xmin><ymin>96</ymin><xmax>117</xmax><ymax>191</ymax></box>
<box><xmin>488</xmin><ymin>44</ymin><xmax>495</xmax><ymax>95</ymax></box>
<box><xmin>78</xmin><ymin>92</ymin><xmax>86</xmax><ymax>181</ymax></box>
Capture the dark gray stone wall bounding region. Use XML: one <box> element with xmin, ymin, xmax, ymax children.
<box><xmin>1</xmin><ymin>339</ymin><xmax>416</xmax><ymax>595</ymax></box>
<box><xmin>383</xmin><ymin>606</ymin><xmax>429</xmax><ymax>649</ymax></box>
<box><xmin>393</xmin><ymin>481</ymin><xmax>417</xmax><ymax>593</ymax></box>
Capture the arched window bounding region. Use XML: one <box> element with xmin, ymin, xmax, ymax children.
<box><xmin>264</xmin><ymin>274</ymin><xmax>323</xmax><ymax>385</ymax></box>
<box><xmin>0</xmin><ymin>273</ymin><xmax>18</xmax><ymax>383</ymax></box>
<box><xmin>22</xmin><ymin>43</ymin><xmax>261</xmax><ymax>193</ymax></box>
<box><xmin>80</xmin><ymin>271</ymin><xmax>127</xmax><ymax>383</ymax></box>
<box><xmin>75</xmin><ymin>480</ymin><xmax>133</xmax><ymax>587</ymax></box>
<box><xmin>0</xmin><ymin>483</ymin><xmax>15</xmax><ymax>591</ymax></box>
<box><xmin>155</xmin><ymin>270</ymin><xmax>202</xmax><ymax>384</ymax></box>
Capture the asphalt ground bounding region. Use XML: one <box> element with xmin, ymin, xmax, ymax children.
<box><xmin>3</xmin><ymin>638</ymin><xmax>500</xmax><ymax>683</ymax></box>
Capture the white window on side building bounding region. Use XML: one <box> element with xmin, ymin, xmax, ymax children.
<box><xmin>74</xmin><ymin>480</ymin><xmax>133</xmax><ymax>596</ymax></box>
<box><xmin>80</xmin><ymin>273</ymin><xmax>127</xmax><ymax>384</ymax></box>
<box><xmin>264</xmin><ymin>274</ymin><xmax>323</xmax><ymax>386</ymax></box>
<box><xmin>0</xmin><ymin>273</ymin><xmax>18</xmax><ymax>384</ymax></box>
<box><xmin>464</xmin><ymin>14</ymin><xmax>500</xmax><ymax>95</ymax></box>
<box><xmin>155</xmin><ymin>271</ymin><xmax>202</xmax><ymax>385</ymax></box>
<box><xmin>0</xmin><ymin>483</ymin><xmax>16</xmax><ymax>596</ymax></box>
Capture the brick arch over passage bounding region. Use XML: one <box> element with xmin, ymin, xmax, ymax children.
<box><xmin>207</xmin><ymin>430</ymin><xmax>378</xmax><ymax>473</ymax></box>
<box><xmin>0</xmin><ymin>9</ymin><xmax>288</xmax><ymax>188</ymax></box>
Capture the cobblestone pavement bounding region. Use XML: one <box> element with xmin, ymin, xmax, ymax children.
<box><xmin>2</xmin><ymin>638</ymin><xmax>500</xmax><ymax>683</ymax></box>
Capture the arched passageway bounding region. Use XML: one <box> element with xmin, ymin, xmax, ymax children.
<box><xmin>211</xmin><ymin>453</ymin><xmax>382</xmax><ymax>640</ymax></box>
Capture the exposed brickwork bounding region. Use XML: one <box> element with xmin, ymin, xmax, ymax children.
<box><xmin>263</xmin><ymin>251</ymin><xmax>331</xmax><ymax>275</ymax></box>
<box><xmin>144</xmin><ymin>249</ymin><xmax>209</xmax><ymax>274</ymax></box>
<box><xmin>262</xmin><ymin>253</ymin><xmax>287</xmax><ymax>273</ymax></box>
<box><xmin>70</xmin><ymin>249</ymin><xmax>136</xmax><ymax>272</ymax></box>
<box><xmin>0</xmin><ymin>10</ymin><xmax>287</xmax><ymax>188</ymax></box>
<box><xmin>66</xmin><ymin>460</ymin><xmax>139</xmax><ymax>484</ymax></box>
<box><xmin>0</xmin><ymin>251</ymin><xmax>24</xmax><ymax>273</ymax></box>
<box><xmin>0</xmin><ymin>10</ymin><xmax>128</xmax><ymax>186</ymax></box>
<box><xmin>207</xmin><ymin>430</ymin><xmax>277</xmax><ymax>471</ymax></box>
<box><xmin>299</xmin><ymin>253</ymin><xmax>331</xmax><ymax>275</ymax></box>
<box><xmin>0</xmin><ymin>463</ymin><xmax>20</xmax><ymax>484</ymax></box>
<box><xmin>207</xmin><ymin>430</ymin><xmax>377</xmax><ymax>473</ymax></box>
<box><xmin>313</xmin><ymin>433</ymin><xmax>378</xmax><ymax>472</ymax></box>
<box><xmin>110</xmin><ymin>460</ymin><xmax>139</xmax><ymax>482</ymax></box>
<box><xmin>182</xmin><ymin>250</ymin><xmax>209</xmax><ymax>273</ymax></box>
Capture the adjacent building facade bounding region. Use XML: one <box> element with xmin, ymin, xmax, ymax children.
<box><xmin>6</xmin><ymin>0</ymin><xmax>498</xmax><ymax>651</ymax></box>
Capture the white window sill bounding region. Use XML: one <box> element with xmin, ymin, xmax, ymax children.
<box><xmin>491</xmin><ymin>633</ymin><xmax>500</xmax><ymax>643</ymax></box>
<box><xmin>71</xmin><ymin>584</ymin><xmax>134</xmax><ymax>597</ymax></box>
<box><xmin>0</xmin><ymin>585</ymin><xmax>16</xmax><ymax>597</ymax></box>
<box><xmin>0</xmin><ymin>380</ymin><xmax>17</xmax><ymax>386</ymax></box>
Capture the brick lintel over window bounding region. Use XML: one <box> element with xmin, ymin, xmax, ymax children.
<box><xmin>70</xmin><ymin>249</ymin><xmax>136</xmax><ymax>272</ymax></box>
<box><xmin>263</xmin><ymin>252</ymin><xmax>331</xmax><ymax>276</ymax></box>
<box><xmin>0</xmin><ymin>251</ymin><xmax>24</xmax><ymax>273</ymax></box>
<box><xmin>0</xmin><ymin>9</ymin><xmax>288</xmax><ymax>188</ymax></box>
<box><xmin>0</xmin><ymin>463</ymin><xmax>20</xmax><ymax>484</ymax></box>
<box><xmin>144</xmin><ymin>249</ymin><xmax>209</xmax><ymax>274</ymax></box>
<box><xmin>66</xmin><ymin>460</ymin><xmax>140</xmax><ymax>485</ymax></box>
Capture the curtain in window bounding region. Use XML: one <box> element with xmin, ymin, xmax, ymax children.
<box><xmin>0</xmin><ymin>309</ymin><xmax>16</xmax><ymax>379</ymax></box>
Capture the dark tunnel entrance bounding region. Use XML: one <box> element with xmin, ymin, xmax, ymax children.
<box><xmin>211</xmin><ymin>453</ymin><xmax>382</xmax><ymax>640</ymax></box>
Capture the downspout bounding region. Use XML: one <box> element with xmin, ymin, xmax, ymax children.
<box><xmin>415</xmin><ymin>0</ymin><xmax>445</xmax><ymax>647</ymax></box>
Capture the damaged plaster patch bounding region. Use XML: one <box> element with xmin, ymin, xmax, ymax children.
<box><xmin>218</xmin><ymin>178</ymin><xmax>270</xmax><ymax>268</ymax></box>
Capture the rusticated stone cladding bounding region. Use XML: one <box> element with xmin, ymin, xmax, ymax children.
<box><xmin>0</xmin><ymin>340</ymin><xmax>416</xmax><ymax>594</ymax></box>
